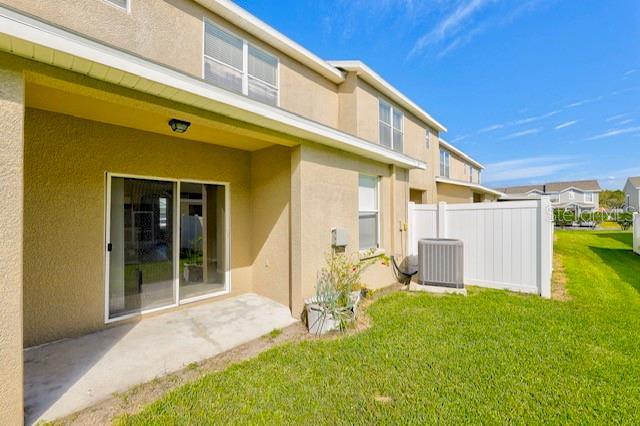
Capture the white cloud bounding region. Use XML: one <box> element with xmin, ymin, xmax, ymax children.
<box><xmin>409</xmin><ymin>0</ymin><xmax>495</xmax><ymax>57</ymax></box>
<box><xmin>479</xmin><ymin>124</ymin><xmax>505</xmax><ymax>133</ymax></box>
<box><xmin>449</xmin><ymin>134</ymin><xmax>470</xmax><ymax>143</ymax></box>
<box><xmin>483</xmin><ymin>156</ymin><xmax>582</xmax><ymax>183</ymax></box>
<box><xmin>503</xmin><ymin>128</ymin><xmax>541</xmax><ymax>139</ymax></box>
<box><xmin>585</xmin><ymin>126</ymin><xmax>640</xmax><ymax>141</ymax></box>
<box><xmin>606</xmin><ymin>112</ymin><xmax>632</xmax><ymax>122</ymax></box>
<box><xmin>554</xmin><ymin>120</ymin><xmax>578</xmax><ymax>130</ymax></box>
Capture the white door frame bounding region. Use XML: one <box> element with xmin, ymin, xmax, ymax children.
<box><xmin>104</xmin><ymin>172</ymin><xmax>231</xmax><ymax>324</ymax></box>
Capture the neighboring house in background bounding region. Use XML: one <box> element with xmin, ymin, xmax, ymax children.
<box><xmin>623</xmin><ymin>177</ymin><xmax>640</xmax><ymax>212</ymax></box>
<box><xmin>497</xmin><ymin>180</ymin><xmax>602</xmax><ymax>214</ymax></box>
<box><xmin>432</xmin><ymin>139</ymin><xmax>504</xmax><ymax>204</ymax></box>
<box><xmin>0</xmin><ymin>1</ymin><xmax>496</xmax><ymax>422</ymax></box>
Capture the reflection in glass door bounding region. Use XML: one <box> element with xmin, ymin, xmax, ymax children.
<box><xmin>179</xmin><ymin>182</ymin><xmax>227</xmax><ymax>300</ymax></box>
<box><xmin>108</xmin><ymin>177</ymin><xmax>175</xmax><ymax>319</ymax></box>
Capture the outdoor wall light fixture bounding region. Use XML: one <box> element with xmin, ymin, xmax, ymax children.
<box><xmin>168</xmin><ymin>119</ymin><xmax>191</xmax><ymax>133</ymax></box>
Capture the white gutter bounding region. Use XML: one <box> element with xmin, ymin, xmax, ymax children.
<box><xmin>0</xmin><ymin>5</ymin><xmax>424</xmax><ymax>170</ymax></box>
<box><xmin>194</xmin><ymin>0</ymin><xmax>344</xmax><ymax>84</ymax></box>
<box><xmin>328</xmin><ymin>60</ymin><xmax>447</xmax><ymax>133</ymax></box>
<box><xmin>436</xmin><ymin>176</ymin><xmax>505</xmax><ymax>197</ymax></box>
<box><xmin>438</xmin><ymin>138</ymin><xmax>484</xmax><ymax>170</ymax></box>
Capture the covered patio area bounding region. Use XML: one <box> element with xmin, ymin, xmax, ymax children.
<box><xmin>24</xmin><ymin>293</ymin><xmax>296</xmax><ymax>425</ymax></box>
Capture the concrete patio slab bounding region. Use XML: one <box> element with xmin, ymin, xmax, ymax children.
<box><xmin>24</xmin><ymin>293</ymin><xmax>297</xmax><ymax>425</ymax></box>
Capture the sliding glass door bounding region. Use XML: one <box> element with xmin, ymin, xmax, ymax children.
<box><xmin>107</xmin><ymin>175</ymin><xmax>228</xmax><ymax>321</ymax></box>
<box><xmin>179</xmin><ymin>182</ymin><xmax>227</xmax><ymax>301</ymax></box>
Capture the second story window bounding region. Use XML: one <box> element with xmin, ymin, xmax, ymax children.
<box><xmin>379</xmin><ymin>100</ymin><xmax>404</xmax><ymax>152</ymax></box>
<box><xmin>204</xmin><ymin>21</ymin><xmax>279</xmax><ymax>106</ymax></box>
<box><xmin>585</xmin><ymin>192</ymin><xmax>594</xmax><ymax>203</ymax></box>
<box><xmin>425</xmin><ymin>130</ymin><xmax>430</xmax><ymax>150</ymax></box>
<box><xmin>440</xmin><ymin>149</ymin><xmax>450</xmax><ymax>177</ymax></box>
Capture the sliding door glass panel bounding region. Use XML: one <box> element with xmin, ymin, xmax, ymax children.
<box><xmin>109</xmin><ymin>177</ymin><xmax>175</xmax><ymax>319</ymax></box>
<box><xmin>179</xmin><ymin>183</ymin><xmax>227</xmax><ymax>300</ymax></box>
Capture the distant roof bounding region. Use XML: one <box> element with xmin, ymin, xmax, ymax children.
<box><xmin>496</xmin><ymin>185</ymin><xmax>544</xmax><ymax>194</ymax></box>
<box><xmin>627</xmin><ymin>176</ymin><xmax>640</xmax><ymax>188</ymax></box>
<box><xmin>496</xmin><ymin>180</ymin><xmax>601</xmax><ymax>194</ymax></box>
<box><xmin>545</xmin><ymin>180</ymin><xmax>601</xmax><ymax>192</ymax></box>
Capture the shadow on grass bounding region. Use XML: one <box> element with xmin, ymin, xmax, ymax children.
<box><xmin>589</xmin><ymin>246</ymin><xmax>640</xmax><ymax>294</ymax></box>
<box><xmin>593</xmin><ymin>232</ymin><xmax>633</xmax><ymax>247</ymax></box>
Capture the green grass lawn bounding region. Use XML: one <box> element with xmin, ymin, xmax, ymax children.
<box><xmin>118</xmin><ymin>231</ymin><xmax>640</xmax><ymax>425</ymax></box>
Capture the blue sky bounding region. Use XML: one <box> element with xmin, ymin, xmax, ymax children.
<box><xmin>235</xmin><ymin>0</ymin><xmax>640</xmax><ymax>189</ymax></box>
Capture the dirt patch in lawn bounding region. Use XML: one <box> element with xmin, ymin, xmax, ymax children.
<box><xmin>552</xmin><ymin>252</ymin><xmax>571</xmax><ymax>301</ymax></box>
<box><xmin>54</xmin><ymin>285</ymin><xmax>403</xmax><ymax>425</ymax></box>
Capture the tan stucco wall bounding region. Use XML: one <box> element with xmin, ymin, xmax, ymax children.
<box><xmin>23</xmin><ymin>108</ymin><xmax>257</xmax><ymax>346</ymax></box>
<box><xmin>348</xmin><ymin>76</ymin><xmax>439</xmax><ymax>203</ymax></box>
<box><xmin>250</xmin><ymin>145</ymin><xmax>291</xmax><ymax>308</ymax></box>
<box><xmin>3</xmin><ymin>0</ymin><xmax>340</xmax><ymax>128</ymax></box>
<box><xmin>436</xmin><ymin>182</ymin><xmax>474</xmax><ymax>204</ymax></box>
<box><xmin>295</xmin><ymin>143</ymin><xmax>408</xmax><ymax>305</ymax></box>
<box><xmin>0</xmin><ymin>68</ymin><xmax>24</xmax><ymax>425</ymax></box>
<box><xmin>443</xmin><ymin>149</ymin><xmax>479</xmax><ymax>184</ymax></box>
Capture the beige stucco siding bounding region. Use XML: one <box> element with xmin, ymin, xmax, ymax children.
<box><xmin>445</xmin><ymin>151</ymin><xmax>474</xmax><ymax>182</ymax></box>
<box><xmin>250</xmin><ymin>145</ymin><xmax>291</xmax><ymax>308</ymax></box>
<box><xmin>0</xmin><ymin>68</ymin><xmax>24</xmax><ymax>425</ymax></box>
<box><xmin>3</xmin><ymin>0</ymin><xmax>340</xmax><ymax>127</ymax></box>
<box><xmin>436</xmin><ymin>182</ymin><xmax>474</xmax><ymax>204</ymax></box>
<box><xmin>296</xmin><ymin>143</ymin><xmax>407</xmax><ymax>302</ymax></box>
<box><xmin>23</xmin><ymin>107</ymin><xmax>256</xmax><ymax>346</ymax></box>
<box><xmin>348</xmin><ymin>77</ymin><xmax>439</xmax><ymax>203</ymax></box>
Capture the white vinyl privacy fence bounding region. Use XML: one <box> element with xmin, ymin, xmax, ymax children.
<box><xmin>634</xmin><ymin>213</ymin><xmax>640</xmax><ymax>255</ymax></box>
<box><xmin>408</xmin><ymin>198</ymin><xmax>554</xmax><ymax>298</ymax></box>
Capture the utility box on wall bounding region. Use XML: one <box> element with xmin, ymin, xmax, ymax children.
<box><xmin>331</xmin><ymin>228</ymin><xmax>348</xmax><ymax>247</ymax></box>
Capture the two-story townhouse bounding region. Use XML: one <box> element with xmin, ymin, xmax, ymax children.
<box><xmin>435</xmin><ymin>139</ymin><xmax>503</xmax><ymax>203</ymax></box>
<box><xmin>497</xmin><ymin>180</ymin><xmax>602</xmax><ymax>214</ymax></box>
<box><xmin>0</xmin><ymin>1</ymin><xmax>493</xmax><ymax>422</ymax></box>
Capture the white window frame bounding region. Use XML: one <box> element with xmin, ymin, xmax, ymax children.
<box><xmin>585</xmin><ymin>192</ymin><xmax>594</xmax><ymax>203</ymax></box>
<box><xmin>440</xmin><ymin>149</ymin><xmax>450</xmax><ymax>178</ymax></box>
<box><xmin>202</xmin><ymin>19</ymin><xmax>280</xmax><ymax>106</ymax></box>
<box><xmin>568</xmin><ymin>191</ymin><xmax>575</xmax><ymax>200</ymax></box>
<box><xmin>103</xmin><ymin>0</ymin><xmax>131</xmax><ymax>13</ymax></box>
<box><xmin>358</xmin><ymin>175</ymin><xmax>381</xmax><ymax>252</ymax></box>
<box><xmin>104</xmin><ymin>172</ymin><xmax>231</xmax><ymax>324</ymax></box>
<box><xmin>378</xmin><ymin>99</ymin><xmax>404</xmax><ymax>152</ymax></box>
<box><xmin>425</xmin><ymin>130</ymin><xmax>430</xmax><ymax>150</ymax></box>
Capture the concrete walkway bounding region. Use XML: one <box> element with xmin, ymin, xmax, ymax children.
<box><xmin>24</xmin><ymin>293</ymin><xmax>297</xmax><ymax>425</ymax></box>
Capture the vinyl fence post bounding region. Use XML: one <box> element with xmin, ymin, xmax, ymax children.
<box><xmin>408</xmin><ymin>202</ymin><xmax>415</xmax><ymax>256</ymax></box>
<box><xmin>437</xmin><ymin>201</ymin><xmax>447</xmax><ymax>238</ymax></box>
<box><xmin>538</xmin><ymin>196</ymin><xmax>552</xmax><ymax>298</ymax></box>
<box><xmin>633</xmin><ymin>213</ymin><xmax>639</xmax><ymax>255</ymax></box>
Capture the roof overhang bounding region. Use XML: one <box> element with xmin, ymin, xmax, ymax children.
<box><xmin>194</xmin><ymin>1</ymin><xmax>344</xmax><ymax>84</ymax></box>
<box><xmin>328</xmin><ymin>60</ymin><xmax>447</xmax><ymax>133</ymax></box>
<box><xmin>438</xmin><ymin>139</ymin><xmax>484</xmax><ymax>169</ymax></box>
<box><xmin>555</xmin><ymin>186</ymin><xmax>602</xmax><ymax>193</ymax></box>
<box><xmin>436</xmin><ymin>177</ymin><xmax>505</xmax><ymax>197</ymax></box>
<box><xmin>0</xmin><ymin>5</ymin><xmax>424</xmax><ymax>170</ymax></box>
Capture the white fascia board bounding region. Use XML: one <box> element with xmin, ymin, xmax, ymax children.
<box><xmin>0</xmin><ymin>5</ymin><xmax>424</xmax><ymax>170</ymax></box>
<box><xmin>328</xmin><ymin>60</ymin><xmax>447</xmax><ymax>133</ymax></box>
<box><xmin>559</xmin><ymin>187</ymin><xmax>602</xmax><ymax>193</ymax></box>
<box><xmin>194</xmin><ymin>0</ymin><xmax>344</xmax><ymax>84</ymax></box>
<box><xmin>438</xmin><ymin>138</ymin><xmax>485</xmax><ymax>170</ymax></box>
<box><xmin>436</xmin><ymin>177</ymin><xmax>505</xmax><ymax>197</ymax></box>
